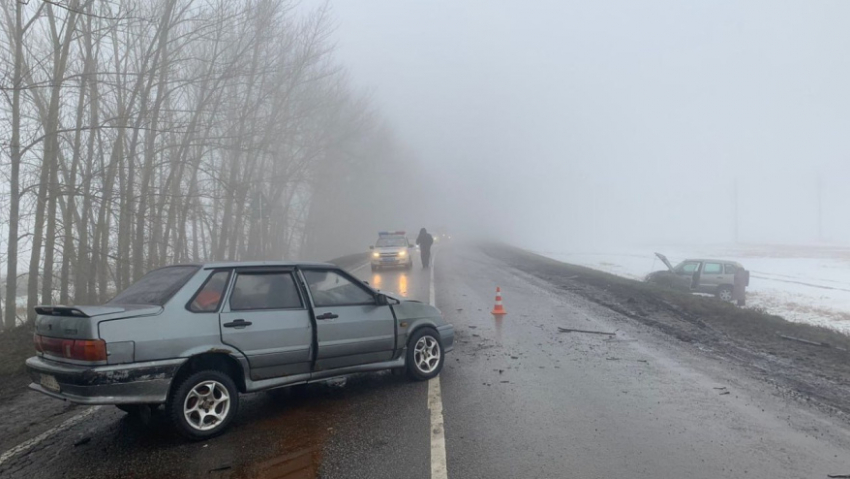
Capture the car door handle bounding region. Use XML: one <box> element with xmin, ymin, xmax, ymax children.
<box><xmin>223</xmin><ymin>319</ymin><xmax>252</xmax><ymax>328</ymax></box>
<box><xmin>316</xmin><ymin>312</ymin><xmax>339</xmax><ymax>320</ymax></box>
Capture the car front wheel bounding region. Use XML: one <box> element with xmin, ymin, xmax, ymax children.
<box><xmin>406</xmin><ymin>328</ymin><xmax>444</xmax><ymax>381</ymax></box>
<box><xmin>168</xmin><ymin>370</ymin><xmax>239</xmax><ymax>440</ymax></box>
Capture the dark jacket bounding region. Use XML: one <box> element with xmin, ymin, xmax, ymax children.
<box><xmin>416</xmin><ymin>231</ymin><xmax>434</xmax><ymax>249</ymax></box>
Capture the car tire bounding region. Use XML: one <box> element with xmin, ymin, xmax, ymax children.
<box><xmin>371</xmin><ymin>264</ymin><xmax>378</xmax><ymax>272</ymax></box>
<box><xmin>168</xmin><ymin>370</ymin><xmax>239</xmax><ymax>440</ymax></box>
<box><xmin>406</xmin><ymin>328</ymin><xmax>444</xmax><ymax>381</ymax></box>
<box><xmin>716</xmin><ymin>285</ymin><xmax>734</xmax><ymax>302</ymax></box>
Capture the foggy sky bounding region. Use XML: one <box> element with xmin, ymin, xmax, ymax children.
<box><xmin>323</xmin><ymin>0</ymin><xmax>850</xmax><ymax>250</ymax></box>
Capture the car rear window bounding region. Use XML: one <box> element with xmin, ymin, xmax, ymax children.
<box><xmin>108</xmin><ymin>266</ymin><xmax>199</xmax><ymax>306</ymax></box>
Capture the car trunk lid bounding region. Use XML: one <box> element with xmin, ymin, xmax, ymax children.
<box><xmin>34</xmin><ymin>304</ymin><xmax>163</xmax><ymax>339</ymax></box>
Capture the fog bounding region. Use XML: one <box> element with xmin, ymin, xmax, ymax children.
<box><xmin>326</xmin><ymin>0</ymin><xmax>850</xmax><ymax>251</ymax></box>
<box><xmin>2</xmin><ymin>0</ymin><xmax>850</xmax><ymax>326</ymax></box>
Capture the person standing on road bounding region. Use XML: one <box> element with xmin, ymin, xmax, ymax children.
<box><xmin>733</xmin><ymin>266</ymin><xmax>749</xmax><ymax>306</ymax></box>
<box><xmin>416</xmin><ymin>228</ymin><xmax>434</xmax><ymax>268</ymax></box>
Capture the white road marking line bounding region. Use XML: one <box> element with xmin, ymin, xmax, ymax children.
<box><xmin>429</xmin><ymin>251</ymin><xmax>436</xmax><ymax>307</ymax></box>
<box><xmin>0</xmin><ymin>406</ymin><xmax>101</xmax><ymax>467</ymax></box>
<box><xmin>428</xmin><ymin>250</ymin><xmax>448</xmax><ymax>479</ymax></box>
<box><xmin>428</xmin><ymin>376</ymin><xmax>448</xmax><ymax>479</ymax></box>
<box><xmin>351</xmin><ymin>261</ymin><xmax>370</xmax><ymax>274</ymax></box>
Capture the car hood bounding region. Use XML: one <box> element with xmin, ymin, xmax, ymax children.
<box><xmin>654</xmin><ymin>252</ymin><xmax>675</xmax><ymax>272</ymax></box>
<box><xmin>375</xmin><ymin>247</ymin><xmax>410</xmax><ymax>254</ymax></box>
<box><xmin>387</xmin><ymin>295</ymin><xmax>442</xmax><ymax>321</ymax></box>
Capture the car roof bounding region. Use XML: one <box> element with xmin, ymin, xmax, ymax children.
<box><xmin>180</xmin><ymin>261</ymin><xmax>338</xmax><ymax>269</ymax></box>
<box><xmin>683</xmin><ymin>258</ymin><xmax>744</xmax><ymax>266</ymax></box>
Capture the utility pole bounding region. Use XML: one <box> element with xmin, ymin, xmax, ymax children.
<box><xmin>733</xmin><ymin>179</ymin><xmax>739</xmax><ymax>244</ymax></box>
<box><xmin>817</xmin><ymin>175</ymin><xmax>823</xmax><ymax>242</ymax></box>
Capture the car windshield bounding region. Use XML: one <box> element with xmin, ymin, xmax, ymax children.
<box><xmin>674</xmin><ymin>262</ymin><xmax>699</xmax><ymax>274</ymax></box>
<box><xmin>376</xmin><ymin>237</ymin><xmax>407</xmax><ymax>247</ymax></box>
<box><xmin>108</xmin><ymin>266</ymin><xmax>199</xmax><ymax>306</ymax></box>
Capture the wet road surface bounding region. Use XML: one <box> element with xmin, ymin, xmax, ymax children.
<box><xmin>2</xmin><ymin>244</ymin><xmax>850</xmax><ymax>478</ymax></box>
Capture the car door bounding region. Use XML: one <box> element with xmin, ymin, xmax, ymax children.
<box><xmin>219</xmin><ymin>268</ymin><xmax>313</xmax><ymax>381</ymax></box>
<box><xmin>699</xmin><ymin>261</ymin><xmax>724</xmax><ymax>293</ymax></box>
<box><xmin>300</xmin><ymin>268</ymin><xmax>396</xmax><ymax>371</ymax></box>
<box><xmin>672</xmin><ymin>261</ymin><xmax>700</xmax><ymax>291</ymax></box>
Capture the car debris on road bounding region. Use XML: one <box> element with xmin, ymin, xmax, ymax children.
<box><xmin>557</xmin><ymin>327</ymin><xmax>616</xmax><ymax>336</ymax></box>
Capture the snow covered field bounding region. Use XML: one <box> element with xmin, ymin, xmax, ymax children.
<box><xmin>536</xmin><ymin>244</ymin><xmax>850</xmax><ymax>336</ymax></box>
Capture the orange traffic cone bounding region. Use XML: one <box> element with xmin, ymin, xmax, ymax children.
<box><xmin>491</xmin><ymin>287</ymin><xmax>507</xmax><ymax>316</ymax></box>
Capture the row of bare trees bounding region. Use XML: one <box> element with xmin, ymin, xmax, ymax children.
<box><xmin>0</xmin><ymin>0</ymin><xmax>413</xmax><ymax>328</ymax></box>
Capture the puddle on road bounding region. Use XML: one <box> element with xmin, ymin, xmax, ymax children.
<box><xmin>255</xmin><ymin>446</ymin><xmax>321</xmax><ymax>479</ymax></box>
<box><xmin>47</xmin><ymin>374</ymin><xmax>404</xmax><ymax>479</ymax></box>
<box><xmin>370</xmin><ymin>271</ymin><xmax>410</xmax><ymax>298</ymax></box>
<box><xmin>218</xmin><ymin>383</ymin><xmax>353</xmax><ymax>479</ymax></box>
<box><xmin>212</xmin><ymin>373</ymin><xmax>400</xmax><ymax>479</ymax></box>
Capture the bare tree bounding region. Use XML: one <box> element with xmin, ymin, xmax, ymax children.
<box><xmin>0</xmin><ymin>0</ymin><xmax>418</xmax><ymax>327</ymax></box>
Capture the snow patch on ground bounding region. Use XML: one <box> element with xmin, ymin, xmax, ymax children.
<box><xmin>537</xmin><ymin>244</ymin><xmax>850</xmax><ymax>336</ymax></box>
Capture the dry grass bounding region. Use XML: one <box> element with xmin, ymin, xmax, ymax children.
<box><xmin>0</xmin><ymin>323</ymin><xmax>34</xmax><ymax>398</ymax></box>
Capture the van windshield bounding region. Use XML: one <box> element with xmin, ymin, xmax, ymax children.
<box><xmin>108</xmin><ymin>266</ymin><xmax>199</xmax><ymax>306</ymax></box>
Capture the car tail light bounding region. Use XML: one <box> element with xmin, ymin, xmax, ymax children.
<box><xmin>70</xmin><ymin>339</ymin><xmax>107</xmax><ymax>361</ymax></box>
<box><xmin>34</xmin><ymin>334</ymin><xmax>107</xmax><ymax>362</ymax></box>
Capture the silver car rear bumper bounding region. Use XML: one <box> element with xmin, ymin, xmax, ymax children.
<box><xmin>26</xmin><ymin>356</ymin><xmax>185</xmax><ymax>405</ymax></box>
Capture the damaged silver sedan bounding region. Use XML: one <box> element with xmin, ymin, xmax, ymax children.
<box><xmin>26</xmin><ymin>262</ymin><xmax>454</xmax><ymax>439</ymax></box>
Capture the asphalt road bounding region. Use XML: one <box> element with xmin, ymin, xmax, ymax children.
<box><xmin>2</xmin><ymin>243</ymin><xmax>850</xmax><ymax>478</ymax></box>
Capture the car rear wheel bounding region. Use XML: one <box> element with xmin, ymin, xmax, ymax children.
<box><xmin>406</xmin><ymin>328</ymin><xmax>444</xmax><ymax>381</ymax></box>
<box><xmin>716</xmin><ymin>285</ymin><xmax>734</xmax><ymax>302</ymax></box>
<box><xmin>168</xmin><ymin>370</ymin><xmax>239</xmax><ymax>440</ymax></box>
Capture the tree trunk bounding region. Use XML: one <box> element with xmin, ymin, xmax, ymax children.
<box><xmin>4</xmin><ymin>1</ymin><xmax>24</xmax><ymax>328</ymax></box>
<box><xmin>28</xmin><ymin>2</ymin><xmax>79</xmax><ymax>318</ymax></box>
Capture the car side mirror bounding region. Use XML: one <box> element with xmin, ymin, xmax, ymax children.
<box><xmin>369</xmin><ymin>245</ymin><xmax>374</xmax><ymax>250</ymax></box>
<box><xmin>408</xmin><ymin>245</ymin><xmax>414</xmax><ymax>249</ymax></box>
<box><xmin>376</xmin><ymin>293</ymin><xmax>389</xmax><ymax>306</ymax></box>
